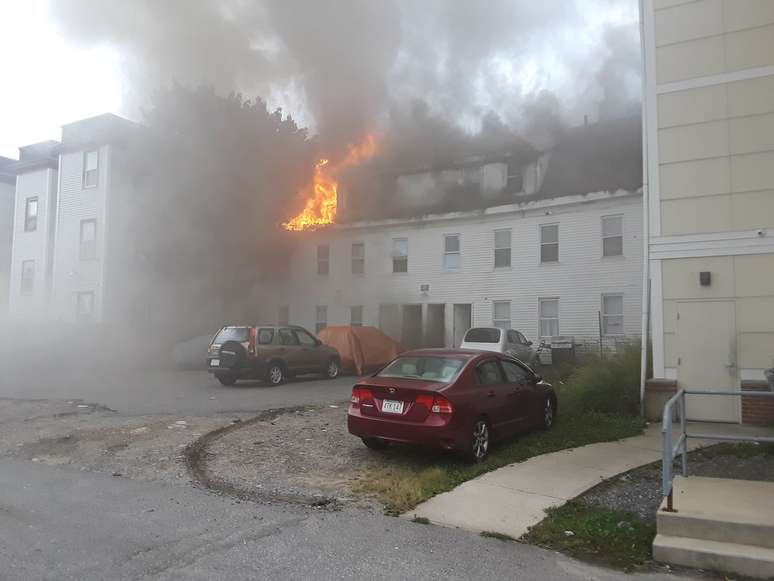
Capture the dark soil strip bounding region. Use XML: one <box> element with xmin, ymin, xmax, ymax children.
<box><xmin>183</xmin><ymin>406</ymin><xmax>341</xmax><ymax>509</ymax></box>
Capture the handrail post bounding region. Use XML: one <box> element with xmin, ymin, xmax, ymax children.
<box><xmin>661</xmin><ymin>393</ymin><xmax>674</xmax><ymax>511</ymax></box>
<box><xmin>680</xmin><ymin>390</ymin><xmax>687</xmax><ymax>476</ymax></box>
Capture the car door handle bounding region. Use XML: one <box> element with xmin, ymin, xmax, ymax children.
<box><xmin>487</xmin><ymin>390</ymin><xmax>496</xmax><ymax>398</ymax></box>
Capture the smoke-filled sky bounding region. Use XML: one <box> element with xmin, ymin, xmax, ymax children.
<box><xmin>0</xmin><ymin>0</ymin><xmax>641</xmax><ymax>158</ymax></box>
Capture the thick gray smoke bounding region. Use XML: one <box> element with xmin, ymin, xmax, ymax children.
<box><xmin>48</xmin><ymin>0</ymin><xmax>641</xmax><ymax>153</ymax></box>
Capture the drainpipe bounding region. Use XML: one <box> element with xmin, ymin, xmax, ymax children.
<box><xmin>638</xmin><ymin>0</ymin><xmax>651</xmax><ymax>418</ymax></box>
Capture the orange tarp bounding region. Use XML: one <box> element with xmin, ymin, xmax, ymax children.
<box><xmin>318</xmin><ymin>325</ymin><xmax>402</xmax><ymax>375</ymax></box>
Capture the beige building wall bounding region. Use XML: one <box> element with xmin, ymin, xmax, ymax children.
<box><xmin>645</xmin><ymin>0</ymin><xmax>774</xmax><ymax>415</ymax></box>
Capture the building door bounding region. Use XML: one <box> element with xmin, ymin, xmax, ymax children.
<box><xmin>425</xmin><ymin>304</ymin><xmax>446</xmax><ymax>347</ymax></box>
<box><xmin>676</xmin><ymin>301</ymin><xmax>739</xmax><ymax>423</ymax></box>
<box><xmin>453</xmin><ymin>304</ymin><xmax>472</xmax><ymax>348</ymax></box>
<box><xmin>379</xmin><ymin>304</ymin><xmax>401</xmax><ymax>342</ymax></box>
<box><xmin>401</xmin><ymin>304</ymin><xmax>423</xmax><ymax>350</ymax></box>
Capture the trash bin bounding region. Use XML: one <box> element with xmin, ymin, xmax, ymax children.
<box><xmin>550</xmin><ymin>336</ymin><xmax>575</xmax><ymax>367</ymax></box>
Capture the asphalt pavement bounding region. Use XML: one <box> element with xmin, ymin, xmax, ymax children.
<box><xmin>0</xmin><ymin>459</ymin><xmax>690</xmax><ymax>581</ymax></box>
<box><xmin>0</xmin><ymin>369</ymin><xmax>356</xmax><ymax>415</ymax></box>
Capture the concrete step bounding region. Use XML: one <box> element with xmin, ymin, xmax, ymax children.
<box><xmin>653</xmin><ymin>534</ymin><xmax>774</xmax><ymax>579</ymax></box>
<box><xmin>658</xmin><ymin>476</ymin><xmax>774</xmax><ymax>549</ymax></box>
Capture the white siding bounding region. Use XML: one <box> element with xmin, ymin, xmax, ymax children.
<box><xmin>50</xmin><ymin>145</ymin><xmax>110</xmax><ymax>322</ymax></box>
<box><xmin>273</xmin><ymin>192</ymin><xmax>643</xmax><ymax>348</ymax></box>
<box><xmin>0</xmin><ymin>181</ymin><xmax>14</xmax><ymax>315</ymax></box>
<box><xmin>8</xmin><ymin>168</ymin><xmax>58</xmax><ymax>319</ymax></box>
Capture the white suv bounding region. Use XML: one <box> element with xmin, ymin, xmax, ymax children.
<box><xmin>460</xmin><ymin>327</ymin><xmax>539</xmax><ymax>366</ymax></box>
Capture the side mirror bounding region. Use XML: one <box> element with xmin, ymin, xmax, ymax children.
<box><xmin>527</xmin><ymin>341</ymin><xmax>533</xmax><ymax>346</ymax></box>
<box><xmin>534</xmin><ymin>374</ymin><xmax>543</xmax><ymax>383</ymax></box>
<box><xmin>315</xmin><ymin>338</ymin><xmax>323</xmax><ymax>347</ymax></box>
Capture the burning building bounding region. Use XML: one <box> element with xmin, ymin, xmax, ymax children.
<box><xmin>266</xmin><ymin>116</ymin><xmax>644</xmax><ymax>357</ymax></box>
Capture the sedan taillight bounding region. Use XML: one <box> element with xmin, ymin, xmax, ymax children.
<box><xmin>351</xmin><ymin>386</ymin><xmax>373</xmax><ymax>406</ymax></box>
<box><xmin>416</xmin><ymin>394</ymin><xmax>453</xmax><ymax>415</ymax></box>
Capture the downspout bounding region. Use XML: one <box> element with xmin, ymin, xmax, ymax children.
<box><xmin>638</xmin><ymin>0</ymin><xmax>651</xmax><ymax>418</ymax></box>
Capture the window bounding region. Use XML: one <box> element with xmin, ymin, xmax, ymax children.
<box><xmin>79</xmin><ymin>219</ymin><xmax>97</xmax><ymax>261</ymax></box>
<box><xmin>350</xmin><ymin>305</ymin><xmax>363</xmax><ymax>326</ymax></box>
<box><xmin>295</xmin><ymin>329</ymin><xmax>318</xmax><ymax>346</ymax></box>
<box><xmin>517</xmin><ymin>331</ymin><xmax>529</xmax><ymax>345</ymax></box>
<box><xmin>317</xmin><ymin>244</ymin><xmax>329</xmax><ymax>275</ymax></box>
<box><xmin>602</xmin><ymin>215</ymin><xmax>623</xmax><ymax>257</ymax></box>
<box><xmin>83</xmin><ymin>150</ymin><xmax>99</xmax><ymax>188</ymax></box>
<box><xmin>502</xmin><ymin>360</ymin><xmax>529</xmax><ymax>384</ymax></box>
<box><xmin>24</xmin><ymin>197</ymin><xmax>38</xmax><ymax>232</ymax></box>
<box><xmin>278</xmin><ymin>328</ymin><xmax>299</xmax><ymax>346</ymax></box>
<box><xmin>315</xmin><ymin>305</ymin><xmax>327</xmax><ymax>334</ymax></box>
<box><xmin>494</xmin><ymin>229</ymin><xmax>511</xmax><ymax>268</ymax></box>
<box><xmin>506</xmin><ymin>160</ymin><xmax>523</xmax><ymax>191</ymax></box>
<box><xmin>507</xmin><ymin>330</ymin><xmax>521</xmax><ymax>345</ymax></box>
<box><xmin>278</xmin><ymin>305</ymin><xmax>289</xmax><ymax>326</ymax></box>
<box><xmin>392</xmin><ymin>238</ymin><xmax>408</xmax><ymax>273</ymax></box>
<box><xmin>76</xmin><ymin>292</ymin><xmax>95</xmax><ymax>322</ymax></box>
<box><xmin>475</xmin><ymin>360</ymin><xmax>504</xmax><ymax>385</ymax></box>
<box><xmin>602</xmin><ymin>294</ymin><xmax>624</xmax><ymax>336</ymax></box>
<box><xmin>443</xmin><ymin>234</ymin><xmax>460</xmax><ymax>270</ymax></box>
<box><xmin>463</xmin><ymin>328</ymin><xmax>501</xmax><ymax>343</ymax></box>
<box><xmin>539</xmin><ymin>298</ymin><xmax>559</xmax><ymax>338</ymax></box>
<box><xmin>351</xmin><ymin>242</ymin><xmax>365</xmax><ymax>275</ymax></box>
<box><xmin>540</xmin><ymin>224</ymin><xmax>558</xmax><ymax>263</ymax></box>
<box><xmin>377</xmin><ymin>356</ymin><xmax>464</xmax><ymax>383</ymax></box>
<box><xmin>20</xmin><ymin>260</ymin><xmax>34</xmax><ymax>296</ymax></box>
<box><xmin>257</xmin><ymin>328</ymin><xmax>275</xmax><ymax>345</ymax></box>
<box><xmin>493</xmin><ymin>301</ymin><xmax>511</xmax><ymax>330</ymax></box>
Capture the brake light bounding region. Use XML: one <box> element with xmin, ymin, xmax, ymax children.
<box><xmin>351</xmin><ymin>386</ymin><xmax>373</xmax><ymax>406</ymax></box>
<box><xmin>415</xmin><ymin>394</ymin><xmax>453</xmax><ymax>415</ymax></box>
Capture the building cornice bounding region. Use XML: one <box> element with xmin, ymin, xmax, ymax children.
<box><xmin>650</xmin><ymin>229</ymin><xmax>774</xmax><ymax>260</ymax></box>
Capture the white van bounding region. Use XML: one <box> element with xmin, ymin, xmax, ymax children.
<box><xmin>459</xmin><ymin>327</ymin><xmax>539</xmax><ymax>366</ymax></box>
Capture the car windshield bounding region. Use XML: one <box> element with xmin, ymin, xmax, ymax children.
<box><xmin>213</xmin><ymin>327</ymin><xmax>250</xmax><ymax>343</ymax></box>
<box><xmin>463</xmin><ymin>328</ymin><xmax>501</xmax><ymax>343</ymax></box>
<box><xmin>377</xmin><ymin>356</ymin><xmax>465</xmax><ymax>383</ymax></box>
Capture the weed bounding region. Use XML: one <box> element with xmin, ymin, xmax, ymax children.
<box><xmin>411</xmin><ymin>516</ymin><xmax>430</xmax><ymax>525</ymax></box>
<box><xmin>480</xmin><ymin>531</ymin><xmax>516</xmax><ymax>542</ymax></box>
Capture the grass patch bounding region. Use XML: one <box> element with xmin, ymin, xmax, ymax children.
<box><xmin>699</xmin><ymin>442</ymin><xmax>774</xmax><ymax>459</ymax></box>
<box><xmin>411</xmin><ymin>516</ymin><xmax>430</xmax><ymax>525</ymax></box>
<box><xmin>523</xmin><ymin>501</ymin><xmax>656</xmax><ymax>571</ymax></box>
<box><xmin>480</xmin><ymin>531</ymin><xmax>516</xmax><ymax>542</ymax></box>
<box><xmin>353</xmin><ymin>412</ymin><xmax>645</xmax><ymax>515</ymax></box>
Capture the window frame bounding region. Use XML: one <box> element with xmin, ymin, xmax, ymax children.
<box><xmin>316</xmin><ymin>244</ymin><xmax>330</xmax><ymax>276</ymax></box>
<box><xmin>501</xmin><ymin>359</ymin><xmax>530</xmax><ymax>384</ymax></box>
<box><xmin>443</xmin><ymin>234</ymin><xmax>461</xmax><ymax>271</ymax></box>
<box><xmin>83</xmin><ymin>150</ymin><xmax>99</xmax><ymax>189</ymax></box>
<box><xmin>278</xmin><ymin>328</ymin><xmax>300</xmax><ymax>346</ymax></box>
<box><xmin>79</xmin><ymin>218</ymin><xmax>97</xmax><ymax>261</ymax></box>
<box><xmin>392</xmin><ymin>237</ymin><xmax>408</xmax><ymax>273</ymax></box>
<box><xmin>24</xmin><ymin>197</ymin><xmax>38</xmax><ymax>232</ymax></box>
<box><xmin>492</xmin><ymin>300</ymin><xmax>511</xmax><ymax>330</ymax></box>
<box><xmin>20</xmin><ymin>260</ymin><xmax>35</xmax><ymax>296</ymax></box>
<box><xmin>602</xmin><ymin>215</ymin><xmax>624</xmax><ymax>258</ymax></box>
<box><xmin>540</xmin><ymin>223</ymin><xmax>559</xmax><ymax>264</ymax></box>
<box><xmin>538</xmin><ymin>297</ymin><xmax>560</xmax><ymax>338</ymax></box>
<box><xmin>75</xmin><ymin>291</ymin><xmax>95</xmax><ymax>322</ymax></box>
<box><xmin>475</xmin><ymin>359</ymin><xmax>505</xmax><ymax>386</ymax></box>
<box><xmin>315</xmin><ymin>305</ymin><xmax>327</xmax><ymax>334</ymax></box>
<box><xmin>494</xmin><ymin>228</ymin><xmax>511</xmax><ymax>269</ymax></box>
<box><xmin>601</xmin><ymin>293</ymin><xmax>625</xmax><ymax>336</ymax></box>
<box><xmin>350</xmin><ymin>305</ymin><xmax>363</xmax><ymax>327</ymax></box>
<box><xmin>257</xmin><ymin>328</ymin><xmax>275</xmax><ymax>345</ymax></box>
<box><xmin>506</xmin><ymin>160</ymin><xmax>523</xmax><ymax>192</ymax></box>
<box><xmin>351</xmin><ymin>242</ymin><xmax>365</xmax><ymax>275</ymax></box>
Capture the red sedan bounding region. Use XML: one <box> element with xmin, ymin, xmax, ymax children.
<box><xmin>347</xmin><ymin>349</ymin><xmax>557</xmax><ymax>462</ymax></box>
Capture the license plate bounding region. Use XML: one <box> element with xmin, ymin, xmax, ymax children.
<box><xmin>210</xmin><ymin>359</ymin><xmax>220</xmax><ymax>367</ymax></box>
<box><xmin>382</xmin><ymin>400</ymin><xmax>404</xmax><ymax>414</ymax></box>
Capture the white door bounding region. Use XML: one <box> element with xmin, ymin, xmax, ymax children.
<box><xmin>676</xmin><ymin>301</ymin><xmax>739</xmax><ymax>423</ymax></box>
<box><xmin>453</xmin><ymin>304</ymin><xmax>472</xmax><ymax>348</ymax></box>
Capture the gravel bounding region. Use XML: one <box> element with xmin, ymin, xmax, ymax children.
<box><xmin>579</xmin><ymin>444</ymin><xmax>774</xmax><ymax>520</ymax></box>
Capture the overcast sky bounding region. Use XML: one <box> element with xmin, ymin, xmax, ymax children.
<box><xmin>0</xmin><ymin>0</ymin><xmax>640</xmax><ymax>159</ymax></box>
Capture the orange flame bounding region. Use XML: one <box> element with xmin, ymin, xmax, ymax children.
<box><xmin>283</xmin><ymin>134</ymin><xmax>377</xmax><ymax>231</ymax></box>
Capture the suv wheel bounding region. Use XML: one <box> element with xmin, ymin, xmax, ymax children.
<box><xmin>325</xmin><ymin>359</ymin><xmax>340</xmax><ymax>379</ymax></box>
<box><xmin>266</xmin><ymin>363</ymin><xmax>285</xmax><ymax>386</ymax></box>
<box><xmin>216</xmin><ymin>373</ymin><xmax>237</xmax><ymax>386</ymax></box>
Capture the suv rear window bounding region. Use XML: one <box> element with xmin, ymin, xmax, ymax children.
<box><xmin>464</xmin><ymin>328</ymin><xmax>501</xmax><ymax>343</ymax></box>
<box><xmin>214</xmin><ymin>327</ymin><xmax>250</xmax><ymax>343</ymax></box>
<box><xmin>377</xmin><ymin>356</ymin><xmax>464</xmax><ymax>383</ymax></box>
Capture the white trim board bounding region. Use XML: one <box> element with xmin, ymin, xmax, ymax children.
<box><xmin>650</xmin><ymin>230</ymin><xmax>774</xmax><ymax>260</ymax></box>
<box><xmin>656</xmin><ymin>65</ymin><xmax>774</xmax><ymax>95</ymax></box>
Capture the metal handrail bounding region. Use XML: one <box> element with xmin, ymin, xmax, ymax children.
<box><xmin>661</xmin><ymin>388</ymin><xmax>774</xmax><ymax>512</ymax></box>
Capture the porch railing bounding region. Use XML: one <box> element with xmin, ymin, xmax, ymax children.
<box><xmin>661</xmin><ymin>388</ymin><xmax>774</xmax><ymax>512</ymax></box>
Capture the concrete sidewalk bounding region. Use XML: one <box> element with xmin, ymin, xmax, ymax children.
<box><xmin>405</xmin><ymin>422</ymin><xmax>771</xmax><ymax>539</ymax></box>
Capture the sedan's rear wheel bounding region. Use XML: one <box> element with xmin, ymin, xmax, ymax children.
<box><xmin>466</xmin><ymin>419</ymin><xmax>490</xmax><ymax>463</ymax></box>
<box><xmin>541</xmin><ymin>397</ymin><xmax>554</xmax><ymax>430</ymax></box>
<box><xmin>362</xmin><ymin>437</ymin><xmax>389</xmax><ymax>450</ymax></box>
<box><xmin>266</xmin><ymin>363</ymin><xmax>285</xmax><ymax>386</ymax></box>
<box><xmin>325</xmin><ymin>359</ymin><xmax>340</xmax><ymax>379</ymax></box>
